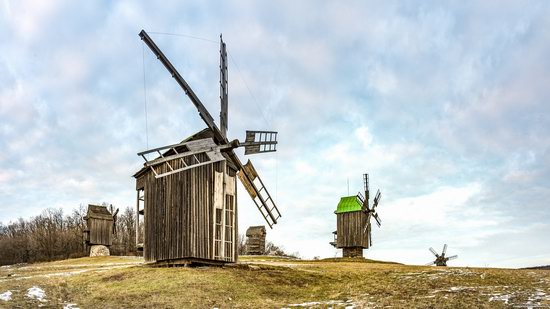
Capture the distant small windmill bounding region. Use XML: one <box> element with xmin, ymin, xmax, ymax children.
<box><xmin>330</xmin><ymin>173</ymin><xmax>382</xmax><ymax>258</ymax></box>
<box><xmin>426</xmin><ymin>244</ymin><xmax>458</xmax><ymax>266</ymax></box>
<box><xmin>83</xmin><ymin>204</ymin><xmax>119</xmax><ymax>256</ymax></box>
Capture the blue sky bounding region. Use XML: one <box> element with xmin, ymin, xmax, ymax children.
<box><xmin>1</xmin><ymin>1</ymin><xmax>549</xmax><ymax>268</ymax></box>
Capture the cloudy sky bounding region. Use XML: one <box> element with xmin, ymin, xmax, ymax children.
<box><xmin>1</xmin><ymin>1</ymin><xmax>549</xmax><ymax>268</ymax></box>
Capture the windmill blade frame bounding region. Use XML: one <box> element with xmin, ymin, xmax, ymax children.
<box><xmin>237</xmin><ymin>160</ymin><xmax>281</xmax><ymax>228</ymax></box>
<box><xmin>447</xmin><ymin>255</ymin><xmax>458</xmax><ymax>260</ymax></box>
<box><xmin>429</xmin><ymin>247</ymin><xmax>439</xmax><ymax>257</ymax></box>
<box><xmin>372</xmin><ymin>213</ymin><xmax>381</xmax><ymax>227</ymax></box>
<box><xmin>372</xmin><ymin>189</ymin><xmax>381</xmax><ymax>208</ymax></box>
<box><xmin>442</xmin><ymin>244</ymin><xmax>448</xmax><ymax>256</ymax></box>
<box><xmin>363</xmin><ymin>173</ymin><xmax>370</xmax><ymax>205</ymax></box>
<box><xmin>363</xmin><ymin>213</ymin><xmax>372</xmax><ymax>233</ymax></box>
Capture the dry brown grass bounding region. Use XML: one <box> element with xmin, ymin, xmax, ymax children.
<box><xmin>0</xmin><ymin>255</ymin><xmax>548</xmax><ymax>308</ymax></box>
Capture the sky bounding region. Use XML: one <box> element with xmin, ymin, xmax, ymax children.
<box><xmin>1</xmin><ymin>0</ymin><xmax>549</xmax><ymax>268</ymax></box>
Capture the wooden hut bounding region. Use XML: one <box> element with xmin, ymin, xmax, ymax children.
<box><xmin>83</xmin><ymin>205</ymin><xmax>114</xmax><ymax>247</ymax></box>
<box><xmin>245</xmin><ymin>225</ymin><xmax>266</xmax><ymax>255</ymax></box>
<box><xmin>333</xmin><ymin>197</ymin><xmax>369</xmax><ymax>258</ymax></box>
<box><xmin>134</xmin><ymin>129</ymin><xmax>239</xmax><ymax>266</ymax></box>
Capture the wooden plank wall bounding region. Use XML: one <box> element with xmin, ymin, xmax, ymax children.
<box><xmin>336</xmin><ymin>211</ymin><xmax>369</xmax><ymax>248</ymax></box>
<box><xmin>88</xmin><ymin>218</ymin><xmax>113</xmax><ymax>246</ymax></box>
<box><xmin>138</xmin><ymin>154</ymin><xmax>238</xmax><ymax>263</ymax></box>
<box><xmin>245</xmin><ymin>236</ymin><xmax>266</xmax><ymax>255</ymax></box>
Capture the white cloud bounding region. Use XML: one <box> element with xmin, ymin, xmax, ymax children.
<box><xmin>367</xmin><ymin>65</ymin><xmax>398</xmax><ymax>95</ymax></box>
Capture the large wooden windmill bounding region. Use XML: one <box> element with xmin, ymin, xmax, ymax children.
<box><xmin>133</xmin><ymin>30</ymin><xmax>281</xmax><ymax>266</ymax></box>
<box><xmin>330</xmin><ymin>173</ymin><xmax>381</xmax><ymax>258</ymax></box>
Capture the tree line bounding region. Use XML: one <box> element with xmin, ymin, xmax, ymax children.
<box><xmin>0</xmin><ymin>204</ymin><xmax>295</xmax><ymax>266</ymax></box>
<box><xmin>0</xmin><ymin>204</ymin><xmax>138</xmax><ymax>266</ymax></box>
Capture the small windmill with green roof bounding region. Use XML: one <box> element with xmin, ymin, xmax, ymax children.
<box><xmin>330</xmin><ymin>173</ymin><xmax>382</xmax><ymax>258</ymax></box>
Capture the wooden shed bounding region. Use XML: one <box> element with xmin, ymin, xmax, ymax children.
<box><xmin>83</xmin><ymin>205</ymin><xmax>114</xmax><ymax>247</ymax></box>
<box><xmin>333</xmin><ymin>196</ymin><xmax>369</xmax><ymax>258</ymax></box>
<box><xmin>245</xmin><ymin>225</ymin><xmax>266</xmax><ymax>255</ymax></box>
<box><xmin>134</xmin><ymin>129</ymin><xmax>239</xmax><ymax>265</ymax></box>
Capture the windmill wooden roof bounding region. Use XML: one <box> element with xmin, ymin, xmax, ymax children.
<box><xmin>335</xmin><ymin>196</ymin><xmax>363</xmax><ymax>214</ymax></box>
<box><xmin>132</xmin><ymin>128</ymin><xmax>236</xmax><ymax>179</ymax></box>
<box><xmin>86</xmin><ymin>205</ymin><xmax>114</xmax><ymax>220</ymax></box>
<box><xmin>133</xmin><ymin>128</ymin><xmax>213</xmax><ymax>178</ymax></box>
<box><xmin>246</xmin><ymin>226</ymin><xmax>266</xmax><ymax>237</ymax></box>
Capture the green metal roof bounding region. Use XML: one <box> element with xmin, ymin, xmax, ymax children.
<box><xmin>335</xmin><ymin>196</ymin><xmax>363</xmax><ymax>214</ymax></box>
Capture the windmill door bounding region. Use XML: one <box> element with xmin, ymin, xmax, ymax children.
<box><xmin>213</xmin><ymin>171</ymin><xmax>236</xmax><ymax>262</ymax></box>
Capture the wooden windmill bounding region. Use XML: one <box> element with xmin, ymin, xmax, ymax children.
<box><xmin>330</xmin><ymin>173</ymin><xmax>381</xmax><ymax>258</ymax></box>
<box><xmin>426</xmin><ymin>244</ymin><xmax>458</xmax><ymax>266</ymax></box>
<box><xmin>245</xmin><ymin>225</ymin><xmax>266</xmax><ymax>255</ymax></box>
<box><xmin>83</xmin><ymin>204</ymin><xmax>118</xmax><ymax>256</ymax></box>
<box><xmin>133</xmin><ymin>30</ymin><xmax>281</xmax><ymax>266</ymax></box>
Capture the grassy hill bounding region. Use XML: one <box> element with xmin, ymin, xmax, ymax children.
<box><xmin>0</xmin><ymin>255</ymin><xmax>549</xmax><ymax>308</ymax></box>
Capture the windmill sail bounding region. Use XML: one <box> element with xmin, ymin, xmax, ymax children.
<box><xmin>373</xmin><ymin>190</ymin><xmax>381</xmax><ymax>208</ymax></box>
<box><xmin>238</xmin><ymin>160</ymin><xmax>281</xmax><ymax>228</ymax></box>
<box><xmin>219</xmin><ymin>35</ymin><xmax>228</xmax><ymax>138</ymax></box>
<box><xmin>243</xmin><ymin>131</ymin><xmax>278</xmax><ymax>154</ymax></box>
<box><xmin>139</xmin><ymin>30</ymin><xmax>227</xmax><ymax>145</ymax></box>
<box><xmin>363</xmin><ymin>173</ymin><xmax>369</xmax><ymax>205</ymax></box>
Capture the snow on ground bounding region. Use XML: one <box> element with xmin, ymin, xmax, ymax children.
<box><xmin>26</xmin><ymin>286</ymin><xmax>46</xmax><ymax>302</ymax></box>
<box><xmin>0</xmin><ymin>290</ymin><xmax>12</xmax><ymax>301</ymax></box>
<box><xmin>488</xmin><ymin>293</ymin><xmax>511</xmax><ymax>304</ymax></box>
<box><xmin>19</xmin><ymin>261</ymin><xmax>142</xmax><ymax>270</ymax></box>
<box><xmin>0</xmin><ymin>264</ymin><xmax>137</xmax><ymax>283</ymax></box>
<box><xmin>284</xmin><ymin>299</ymin><xmax>358</xmax><ymax>308</ymax></box>
<box><xmin>63</xmin><ymin>302</ymin><xmax>80</xmax><ymax>309</ymax></box>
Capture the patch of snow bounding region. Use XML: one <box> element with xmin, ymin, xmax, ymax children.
<box><xmin>0</xmin><ymin>264</ymin><xmax>137</xmax><ymax>283</ymax></box>
<box><xmin>286</xmin><ymin>299</ymin><xmax>356</xmax><ymax>308</ymax></box>
<box><xmin>20</xmin><ymin>261</ymin><xmax>141</xmax><ymax>271</ymax></box>
<box><xmin>432</xmin><ymin>286</ymin><xmax>477</xmax><ymax>294</ymax></box>
<box><xmin>63</xmin><ymin>303</ymin><xmax>80</xmax><ymax>309</ymax></box>
<box><xmin>488</xmin><ymin>293</ymin><xmax>510</xmax><ymax>304</ymax></box>
<box><xmin>0</xmin><ymin>291</ymin><xmax>12</xmax><ymax>301</ymax></box>
<box><xmin>26</xmin><ymin>286</ymin><xmax>46</xmax><ymax>302</ymax></box>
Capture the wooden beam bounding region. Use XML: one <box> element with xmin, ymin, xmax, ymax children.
<box><xmin>139</xmin><ymin>30</ymin><xmax>227</xmax><ymax>145</ymax></box>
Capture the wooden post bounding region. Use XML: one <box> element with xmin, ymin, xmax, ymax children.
<box><xmin>135</xmin><ymin>190</ymin><xmax>140</xmax><ymax>249</ymax></box>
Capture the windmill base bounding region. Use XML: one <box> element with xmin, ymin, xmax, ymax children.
<box><xmin>89</xmin><ymin>245</ymin><xmax>110</xmax><ymax>257</ymax></box>
<box><xmin>145</xmin><ymin>257</ymin><xmax>233</xmax><ymax>267</ymax></box>
<box><xmin>343</xmin><ymin>247</ymin><xmax>363</xmax><ymax>258</ymax></box>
